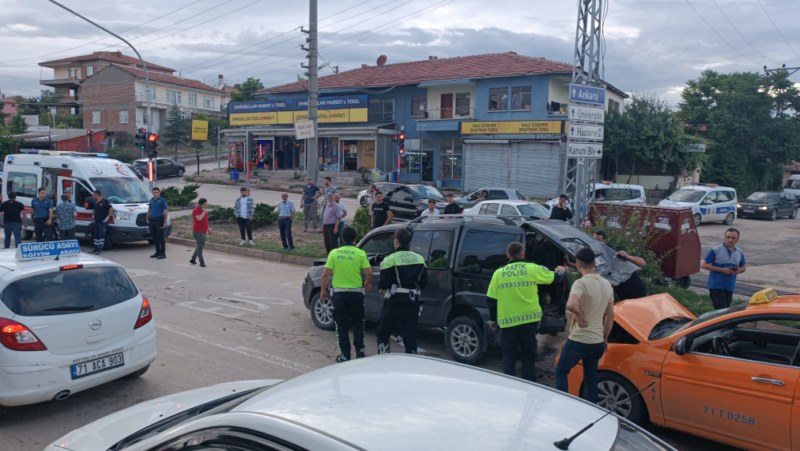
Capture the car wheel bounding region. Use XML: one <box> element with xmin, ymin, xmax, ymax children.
<box><xmin>791</xmin><ymin>208</ymin><xmax>797</xmax><ymax>220</ymax></box>
<box><xmin>359</xmin><ymin>196</ymin><xmax>367</xmax><ymax>207</ymax></box>
<box><xmin>724</xmin><ymin>212</ymin><xmax>735</xmax><ymax>225</ymax></box>
<box><xmin>122</xmin><ymin>364</ymin><xmax>150</xmax><ymax>379</ymax></box>
<box><xmin>310</xmin><ymin>292</ymin><xmax>335</xmax><ymax>331</ymax></box>
<box><xmin>769</xmin><ymin>210</ymin><xmax>777</xmax><ymax>221</ymax></box>
<box><xmin>176</xmin><ymin>168</ymin><xmax>185</xmax><ymax>177</ymax></box>
<box><xmin>693</xmin><ymin>213</ymin><xmax>702</xmax><ymax>226</ymax></box>
<box><xmin>445</xmin><ymin>316</ymin><xmax>485</xmax><ymax>365</ymax></box>
<box><xmin>675</xmin><ymin>276</ymin><xmax>691</xmax><ymax>289</ymax></box>
<box><xmin>595</xmin><ymin>373</ymin><xmax>646</xmax><ymax>424</ymax></box>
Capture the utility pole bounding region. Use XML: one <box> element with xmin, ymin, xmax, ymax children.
<box><xmin>764</xmin><ymin>64</ymin><xmax>800</xmax><ymax>77</ymax></box>
<box><xmin>301</xmin><ymin>0</ymin><xmax>320</xmax><ymax>185</ymax></box>
<box><xmin>563</xmin><ymin>0</ymin><xmax>605</xmax><ymax>226</ymax></box>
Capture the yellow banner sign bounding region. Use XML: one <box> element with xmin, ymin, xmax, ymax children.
<box><xmin>229</xmin><ymin>112</ymin><xmax>278</xmax><ymax>126</ymax></box>
<box><xmin>191</xmin><ymin>120</ymin><xmax>209</xmax><ymax>141</ymax></box>
<box><xmin>461</xmin><ymin>121</ymin><xmax>563</xmax><ymax>135</ymax></box>
<box><xmin>231</xmin><ymin>108</ymin><xmax>368</xmax><ymax>126</ymax></box>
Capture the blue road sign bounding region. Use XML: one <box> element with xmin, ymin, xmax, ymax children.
<box><xmin>16</xmin><ymin>240</ymin><xmax>81</xmax><ymax>261</ymax></box>
<box><xmin>569</xmin><ymin>83</ymin><xmax>606</xmax><ymax>106</ymax></box>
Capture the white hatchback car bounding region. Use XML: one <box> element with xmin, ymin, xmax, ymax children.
<box><xmin>0</xmin><ymin>241</ymin><xmax>155</xmax><ymax>406</ymax></box>
<box><xmin>465</xmin><ymin>199</ymin><xmax>551</xmax><ymax>219</ymax></box>
<box><xmin>546</xmin><ymin>182</ymin><xmax>647</xmax><ymax>209</ymax></box>
<box><xmin>658</xmin><ymin>184</ymin><xmax>738</xmax><ymax>225</ymax></box>
<box><xmin>47</xmin><ymin>354</ymin><xmax>673</xmax><ymax>451</ymax></box>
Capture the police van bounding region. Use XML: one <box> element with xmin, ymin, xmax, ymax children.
<box><xmin>2</xmin><ymin>151</ymin><xmax>152</xmax><ymax>248</ymax></box>
<box><xmin>658</xmin><ymin>183</ymin><xmax>738</xmax><ymax>225</ymax></box>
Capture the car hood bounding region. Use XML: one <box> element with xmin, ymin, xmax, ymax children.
<box><xmin>739</xmin><ymin>201</ymin><xmax>773</xmax><ymax>207</ymax></box>
<box><xmin>47</xmin><ymin>380</ymin><xmax>278</xmax><ymax>451</ymax></box>
<box><xmin>614</xmin><ymin>294</ymin><xmax>696</xmax><ymax>342</ymax></box>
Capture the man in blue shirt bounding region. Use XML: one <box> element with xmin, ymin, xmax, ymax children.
<box><xmin>146</xmin><ymin>187</ymin><xmax>169</xmax><ymax>259</ymax></box>
<box><xmin>31</xmin><ymin>188</ymin><xmax>55</xmax><ymax>242</ymax></box>
<box><xmin>701</xmin><ymin>228</ymin><xmax>746</xmax><ymax>309</ymax></box>
<box><xmin>277</xmin><ymin>192</ymin><xmax>296</xmax><ymax>251</ymax></box>
<box><xmin>301</xmin><ymin>177</ymin><xmax>320</xmax><ymax>233</ymax></box>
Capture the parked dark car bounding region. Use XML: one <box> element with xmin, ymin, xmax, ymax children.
<box><xmin>382</xmin><ymin>184</ymin><xmax>447</xmax><ymax>219</ymax></box>
<box><xmin>737</xmin><ymin>191</ymin><xmax>797</xmax><ymax>220</ymax></box>
<box><xmin>301</xmin><ymin>217</ymin><xmax>639</xmax><ymax>364</ymax></box>
<box><xmin>133</xmin><ymin>158</ymin><xmax>186</xmax><ymax>179</ymax></box>
<box><xmin>456</xmin><ymin>187</ymin><xmax>526</xmax><ymax>208</ymax></box>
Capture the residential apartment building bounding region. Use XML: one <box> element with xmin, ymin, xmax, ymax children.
<box><xmin>227</xmin><ymin>52</ymin><xmax>625</xmax><ymax>196</ymax></box>
<box><xmin>1</xmin><ymin>93</ymin><xmax>17</xmax><ymax>124</ymax></box>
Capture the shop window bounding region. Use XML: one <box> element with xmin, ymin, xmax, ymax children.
<box><xmin>489</xmin><ymin>88</ymin><xmax>508</xmax><ymax>111</ymax></box>
<box><xmin>438</xmin><ymin>138</ymin><xmax>463</xmax><ymax>180</ymax></box>
<box><xmin>368</xmin><ymin>98</ymin><xmax>394</xmax><ymax>122</ymax></box>
<box><xmin>455</xmin><ymin>93</ymin><xmax>470</xmax><ymax>117</ymax></box>
<box><xmin>411</xmin><ymin>95</ymin><xmax>427</xmax><ymax>118</ymax></box>
<box><xmin>458</xmin><ymin>230</ymin><xmax>520</xmax><ymax>275</ymax></box>
<box><xmin>511</xmin><ymin>86</ymin><xmax>531</xmax><ymax>110</ymax></box>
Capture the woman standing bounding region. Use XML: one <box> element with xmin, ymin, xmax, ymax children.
<box><xmin>190</xmin><ymin>198</ymin><xmax>210</xmax><ymax>267</ymax></box>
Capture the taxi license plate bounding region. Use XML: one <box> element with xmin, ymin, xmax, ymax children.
<box><xmin>70</xmin><ymin>353</ymin><xmax>125</xmax><ymax>379</ymax></box>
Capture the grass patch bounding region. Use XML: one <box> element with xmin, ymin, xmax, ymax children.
<box><xmin>251</xmin><ymin>241</ymin><xmax>325</xmax><ymax>258</ymax></box>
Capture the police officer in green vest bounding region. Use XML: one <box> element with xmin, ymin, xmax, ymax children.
<box><xmin>321</xmin><ymin>226</ymin><xmax>373</xmax><ymax>363</ymax></box>
<box><xmin>487</xmin><ymin>241</ymin><xmax>566</xmax><ymax>382</ymax></box>
<box><xmin>377</xmin><ymin>229</ymin><xmax>428</xmax><ymax>354</ymax></box>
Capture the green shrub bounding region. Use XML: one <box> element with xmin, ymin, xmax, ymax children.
<box><xmin>208</xmin><ymin>206</ymin><xmax>235</xmax><ymax>222</ymax></box>
<box><xmin>160</xmin><ymin>184</ymin><xmax>200</xmax><ymax>208</ymax></box>
<box><xmin>352</xmin><ymin>207</ymin><xmax>371</xmax><ymax>241</ymax></box>
<box><xmin>252</xmin><ymin>203</ymin><xmax>278</xmax><ymax>228</ymax></box>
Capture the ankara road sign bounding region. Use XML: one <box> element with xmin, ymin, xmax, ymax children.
<box><xmin>567</xmin><ymin>142</ymin><xmax>603</xmax><ymax>159</ymax></box>
<box><xmin>569</xmin><ymin>83</ymin><xmax>605</xmax><ymax>106</ymax></box>
<box><xmin>568</xmin><ymin>104</ymin><xmax>605</xmax><ymax>124</ymax></box>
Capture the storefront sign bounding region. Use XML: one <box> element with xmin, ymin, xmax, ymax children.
<box><xmin>228</xmin><ymin>95</ymin><xmax>369</xmax><ymax>126</ymax></box>
<box><xmin>461</xmin><ymin>121</ymin><xmax>563</xmax><ymax>135</ymax></box>
<box><xmin>191</xmin><ymin>120</ymin><xmax>209</xmax><ymax>141</ymax></box>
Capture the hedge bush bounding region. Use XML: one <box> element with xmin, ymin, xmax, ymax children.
<box><xmin>207</xmin><ymin>203</ymin><xmax>278</xmax><ymax>228</ymax></box>
<box><xmin>160</xmin><ymin>184</ymin><xmax>200</xmax><ymax>209</ymax></box>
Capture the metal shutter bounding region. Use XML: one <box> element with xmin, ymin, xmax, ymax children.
<box><xmin>464</xmin><ymin>141</ymin><xmax>563</xmax><ymax>198</ymax></box>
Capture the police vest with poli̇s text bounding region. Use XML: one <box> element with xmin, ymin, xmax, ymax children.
<box><xmin>324</xmin><ymin>244</ymin><xmax>371</xmax><ymax>289</ymax></box>
<box><xmin>380</xmin><ymin>250</ymin><xmax>427</xmax><ymax>299</ymax></box>
<box><xmin>487</xmin><ymin>260</ymin><xmax>555</xmax><ymax>328</ymax></box>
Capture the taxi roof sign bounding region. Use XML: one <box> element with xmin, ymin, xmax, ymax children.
<box><xmin>16</xmin><ymin>240</ymin><xmax>81</xmax><ymax>261</ymax></box>
<box><xmin>749</xmin><ymin>288</ymin><xmax>778</xmax><ymax>305</ymax></box>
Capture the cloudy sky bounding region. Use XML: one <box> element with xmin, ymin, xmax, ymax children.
<box><xmin>0</xmin><ymin>0</ymin><xmax>798</xmax><ymax>106</ymax></box>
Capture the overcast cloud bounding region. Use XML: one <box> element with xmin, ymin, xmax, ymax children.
<box><xmin>0</xmin><ymin>0</ymin><xmax>798</xmax><ymax>106</ymax></box>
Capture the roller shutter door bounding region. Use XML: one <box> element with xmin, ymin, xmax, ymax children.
<box><xmin>464</xmin><ymin>141</ymin><xmax>563</xmax><ymax>198</ymax></box>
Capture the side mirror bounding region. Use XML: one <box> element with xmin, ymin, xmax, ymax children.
<box><xmin>674</xmin><ymin>335</ymin><xmax>690</xmax><ymax>355</ymax></box>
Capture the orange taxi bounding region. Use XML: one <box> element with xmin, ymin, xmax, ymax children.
<box><xmin>564</xmin><ymin>289</ymin><xmax>800</xmax><ymax>451</ymax></box>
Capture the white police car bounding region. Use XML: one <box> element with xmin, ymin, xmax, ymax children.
<box><xmin>658</xmin><ymin>184</ymin><xmax>738</xmax><ymax>225</ymax></box>
<box><xmin>0</xmin><ymin>241</ymin><xmax>155</xmax><ymax>406</ymax></box>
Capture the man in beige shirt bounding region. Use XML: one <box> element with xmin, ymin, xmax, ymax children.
<box><xmin>555</xmin><ymin>247</ymin><xmax>614</xmax><ymax>403</ymax></box>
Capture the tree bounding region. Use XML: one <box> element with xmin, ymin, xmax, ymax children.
<box><xmin>162</xmin><ymin>104</ymin><xmax>189</xmax><ymax>157</ymax></box>
<box><xmin>603</xmin><ymin>95</ymin><xmax>702</xmax><ymax>189</ymax></box>
<box><xmin>9</xmin><ymin>114</ymin><xmax>28</xmax><ymax>134</ymax></box>
<box><xmin>678</xmin><ymin>70</ymin><xmax>800</xmax><ymax>196</ymax></box>
<box><xmin>230</xmin><ymin>77</ymin><xmax>264</xmax><ymax>102</ymax></box>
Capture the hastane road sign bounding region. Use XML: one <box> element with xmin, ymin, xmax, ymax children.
<box><xmin>569</xmin><ymin>83</ymin><xmax>605</xmax><ymax>106</ymax></box>
<box><xmin>567</xmin><ymin>142</ymin><xmax>603</xmax><ymax>159</ymax></box>
<box><xmin>568</xmin><ymin>104</ymin><xmax>605</xmax><ymax>124</ymax></box>
<box><xmin>568</xmin><ymin>123</ymin><xmax>604</xmax><ymax>141</ymax></box>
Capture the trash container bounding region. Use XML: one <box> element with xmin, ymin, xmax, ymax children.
<box><xmin>389</xmin><ymin>171</ymin><xmax>398</xmax><ymax>182</ymax></box>
<box><xmin>230</xmin><ymin>169</ymin><xmax>240</xmax><ymax>181</ymax></box>
<box><xmin>589</xmin><ymin>203</ymin><xmax>700</xmax><ymax>287</ymax></box>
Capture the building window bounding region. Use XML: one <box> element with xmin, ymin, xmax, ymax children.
<box><xmin>203</xmin><ymin>97</ymin><xmax>214</xmax><ymax>109</ymax></box>
<box><xmin>608</xmin><ymin>99</ymin><xmax>621</xmax><ymax>114</ymax></box>
<box><xmin>455</xmin><ymin>93</ymin><xmax>470</xmax><ymax>117</ymax></box>
<box><xmin>166</xmin><ymin>90</ymin><xmax>182</xmax><ymax>104</ymax></box>
<box><xmin>368</xmin><ymin>98</ymin><xmax>394</xmax><ymax>122</ymax></box>
<box><xmin>188</xmin><ymin>94</ymin><xmax>197</xmax><ymax>106</ymax></box>
<box><xmin>86</xmin><ymin>66</ymin><xmax>94</xmax><ymax>77</ymax></box>
<box><xmin>119</xmin><ymin>110</ymin><xmax>129</xmax><ymax>124</ymax></box>
<box><xmin>68</xmin><ymin>67</ymin><xmax>79</xmax><ymax>78</ymax></box>
<box><xmin>438</xmin><ymin>138</ymin><xmax>463</xmax><ymax>179</ymax></box>
<box><xmin>91</xmin><ymin>111</ymin><xmax>101</xmax><ymax>124</ymax></box>
<box><xmin>547</xmin><ymin>101</ymin><xmax>567</xmax><ymax>115</ymax></box>
<box><xmin>411</xmin><ymin>95</ymin><xmax>427</xmax><ymax>118</ymax></box>
<box><xmin>68</xmin><ymin>88</ymin><xmax>76</xmax><ymax>98</ymax></box>
<box><xmin>511</xmin><ymin>86</ymin><xmax>531</xmax><ymax>110</ymax></box>
<box><xmin>488</xmin><ymin>88</ymin><xmax>508</xmax><ymax>111</ymax></box>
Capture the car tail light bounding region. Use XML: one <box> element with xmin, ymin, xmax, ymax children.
<box><xmin>134</xmin><ymin>297</ymin><xmax>153</xmax><ymax>329</ymax></box>
<box><xmin>0</xmin><ymin>318</ymin><xmax>47</xmax><ymax>351</ymax></box>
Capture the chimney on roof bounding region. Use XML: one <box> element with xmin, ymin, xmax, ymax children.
<box><xmin>361</xmin><ymin>64</ymin><xmax>368</xmax><ymax>69</ymax></box>
<box><xmin>377</xmin><ymin>54</ymin><xmax>387</xmax><ymax>67</ymax></box>
<box><xmin>216</xmin><ymin>74</ymin><xmax>225</xmax><ymax>89</ymax></box>
<box><xmin>115</xmin><ymin>51</ymin><xmax>122</xmax><ymax>57</ymax></box>
<box><xmin>428</xmin><ymin>56</ymin><xmax>434</xmax><ymax>60</ymax></box>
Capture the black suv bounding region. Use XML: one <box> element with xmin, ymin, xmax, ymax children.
<box><xmin>301</xmin><ymin>216</ymin><xmax>638</xmax><ymax>364</ymax></box>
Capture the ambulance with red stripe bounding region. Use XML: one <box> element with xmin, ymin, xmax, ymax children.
<box><xmin>2</xmin><ymin>151</ymin><xmax>152</xmax><ymax>249</ymax></box>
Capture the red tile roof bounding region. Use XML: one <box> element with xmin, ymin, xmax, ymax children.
<box><xmin>109</xmin><ymin>65</ymin><xmax>226</xmax><ymax>93</ymax></box>
<box><xmin>263</xmin><ymin>52</ymin><xmax>574</xmax><ymax>94</ymax></box>
<box><xmin>39</xmin><ymin>51</ymin><xmax>174</xmax><ymax>73</ymax></box>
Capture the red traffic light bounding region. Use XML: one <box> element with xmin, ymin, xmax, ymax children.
<box><xmin>86</xmin><ymin>130</ymin><xmax>93</xmax><ymax>135</ymax></box>
<box><xmin>147</xmin><ymin>133</ymin><xmax>159</xmax><ymax>142</ymax></box>
<box><xmin>398</xmin><ymin>133</ymin><xmax>405</xmax><ymax>140</ymax></box>
<box><xmin>399</xmin><ymin>147</ymin><xmax>405</xmax><ymax>154</ymax></box>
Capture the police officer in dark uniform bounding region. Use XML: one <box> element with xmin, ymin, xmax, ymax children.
<box><xmin>377</xmin><ymin>229</ymin><xmax>428</xmax><ymax>354</ymax></box>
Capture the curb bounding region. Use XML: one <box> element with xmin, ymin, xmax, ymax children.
<box><xmin>167</xmin><ymin>236</ymin><xmax>318</xmax><ymax>266</ymax></box>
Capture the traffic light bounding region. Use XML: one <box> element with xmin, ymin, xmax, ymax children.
<box><xmin>398</xmin><ymin>132</ymin><xmax>405</xmax><ymax>155</ymax></box>
<box><xmin>86</xmin><ymin>130</ymin><xmax>93</xmax><ymax>138</ymax></box>
<box><xmin>135</xmin><ymin>128</ymin><xmax>147</xmax><ymax>150</ymax></box>
<box><xmin>147</xmin><ymin>133</ymin><xmax>159</xmax><ymax>159</ymax></box>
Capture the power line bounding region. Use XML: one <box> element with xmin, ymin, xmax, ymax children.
<box><xmin>753</xmin><ymin>0</ymin><xmax>800</xmax><ymax>59</ymax></box>
<box><xmin>711</xmin><ymin>0</ymin><xmax>769</xmax><ymax>61</ymax></box>
<box><xmin>684</xmin><ymin>0</ymin><xmax>755</xmax><ymax>63</ymax></box>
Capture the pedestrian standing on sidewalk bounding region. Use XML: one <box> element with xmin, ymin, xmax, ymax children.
<box><xmin>321</xmin><ymin>176</ymin><xmax>338</xmax><ymax>219</ymax></box>
<box><xmin>86</xmin><ymin>190</ymin><xmax>113</xmax><ymax>255</ymax></box>
<box><xmin>55</xmin><ymin>189</ymin><xmax>77</xmax><ymax>240</ymax></box>
<box><xmin>322</xmin><ymin>193</ymin><xmax>342</xmax><ymax>253</ymax></box>
<box><xmin>420</xmin><ymin>199</ymin><xmax>440</xmax><ymax>219</ymax></box>
<box><xmin>0</xmin><ymin>192</ymin><xmax>27</xmax><ymax>248</ymax></box>
<box><xmin>550</xmin><ymin>194</ymin><xmax>573</xmax><ymax>222</ymax></box>
<box><xmin>370</xmin><ymin>192</ymin><xmax>392</xmax><ymax>229</ymax></box>
<box><xmin>190</xmin><ymin>198</ymin><xmax>210</xmax><ymax>267</ymax></box>
<box><xmin>31</xmin><ymin>188</ymin><xmax>54</xmax><ymax>242</ymax></box>
<box><xmin>701</xmin><ymin>228</ymin><xmax>746</xmax><ymax>309</ymax></box>
<box><xmin>321</xmin><ymin>226</ymin><xmax>373</xmax><ymax>362</ymax></box>
<box><xmin>234</xmin><ymin>186</ymin><xmax>255</xmax><ymax>246</ymax></box>
<box><xmin>147</xmin><ymin>187</ymin><xmax>169</xmax><ymax>259</ymax></box>
<box><xmin>302</xmin><ymin>177</ymin><xmax>320</xmax><ymax>232</ymax></box>
<box><xmin>277</xmin><ymin>192</ymin><xmax>296</xmax><ymax>251</ymax></box>
<box><xmin>443</xmin><ymin>192</ymin><xmax>463</xmax><ymax>215</ymax></box>
<box><xmin>555</xmin><ymin>247</ymin><xmax>615</xmax><ymax>403</ymax></box>
<box><xmin>335</xmin><ymin>193</ymin><xmax>347</xmax><ymax>240</ymax></box>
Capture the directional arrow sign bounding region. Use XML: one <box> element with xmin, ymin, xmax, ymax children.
<box><xmin>567</xmin><ymin>142</ymin><xmax>603</xmax><ymax>159</ymax></box>
<box><xmin>568</xmin><ymin>104</ymin><xmax>605</xmax><ymax>124</ymax></box>
<box><xmin>569</xmin><ymin>83</ymin><xmax>605</xmax><ymax>106</ymax></box>
<box><xmin>568</xmin><ymin>123</ymin><xmax>604</xmax><ymax>141</ymax></box>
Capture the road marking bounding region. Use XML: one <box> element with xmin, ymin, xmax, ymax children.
<box><xmin>156</xmin><ymin>322</ymin><xmax>312</xmax><ymax>373</ymax></box>
<box><xmin>176</xmin><ymin>292</ymin><xmax>295</xmax><ymax>319</ymax></box>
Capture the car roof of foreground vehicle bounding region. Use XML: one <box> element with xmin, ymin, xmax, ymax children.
<box><xmin>230</xmin><ymin>355</ymin><xmax>666</xmax><ymax>450</ymax></box>
<box><xmin>0</xmin><ymin>247</ymin><xmax>112</xmax><ymax>276</ymax></box>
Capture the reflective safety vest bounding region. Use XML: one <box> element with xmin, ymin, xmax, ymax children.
<box><xmin>487</xmin><ymin>261</ymin><xmax>555</xmax><ymax>328</ymax></box>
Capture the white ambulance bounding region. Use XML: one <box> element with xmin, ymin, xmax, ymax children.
<box><xmin>2</xmin><ymin>151</ymin><xmax>152</xmax><ymax>248</ymax></box>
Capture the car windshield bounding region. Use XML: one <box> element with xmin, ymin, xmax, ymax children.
<box><xmin>412</xmin><ymin>185</ymin><xmax>445</xmax><ymax>200</ymax></box>
<box><xmin>785</xmin><ymin>179</ymin><xmax>800</xmax><ymax>189</ymax></box>
<box><xmin>648</xmin><ymin>317</ymin><xmax>693</xmax><ymax>340</ymax></box>
<box><xmin>90</xmin><ymin>177</ymin><xmax>151</xmax><ymax>203</ymax></box>
<box><xmin>666</xmin><ymin>189</ymin><xmax>705</xmax><ymax>203</ymax></box>
<box><xmin>518</xmin><ymin>203</ymin><xmax>550</xmax><ymax>218</ymax></box>
<box><xmin>745</xmin><ymin>192</ymin><xmax>778</xmax><ymax>202</ymax></box>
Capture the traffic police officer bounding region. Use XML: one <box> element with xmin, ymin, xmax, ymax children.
<box><xmin>377</xmin><ymin>229</ymin><xmax>428</xmax><ymax>354</ymax></box>
<box><xmin>321</xmin><ymin>226</ymin><xmax>373</xmax><ymax>362</ymax></box>
<box><xmin>487</xmin><ymin>241</ymin><xmax>565</xmax><ymax>382</ymax></box>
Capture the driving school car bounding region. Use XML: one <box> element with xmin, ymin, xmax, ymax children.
<box><xmin>0</xmin><ymin>241</ymin><xmax>155</xmax><ymax>406</ymax></box>
<box><xmin>564</xmin><ymin>289</ymin><xmax>800</xmax><ymax>451</ymax></box>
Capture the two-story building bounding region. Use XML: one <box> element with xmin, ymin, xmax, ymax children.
<box><xmin>1</xmin><ymin>93</ymin><xmax>18</xmax><ymax>125</ymax></box>
<box><xmin>228</xmin><ymin>52</ymin><xmax>625</xmax><ymax>197</ymax></box>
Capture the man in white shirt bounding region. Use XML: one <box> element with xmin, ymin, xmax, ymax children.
<box><xmin>420</xmin><ymin>199</ymin><xmax>440</xmax><ymax>219</ymax></box>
